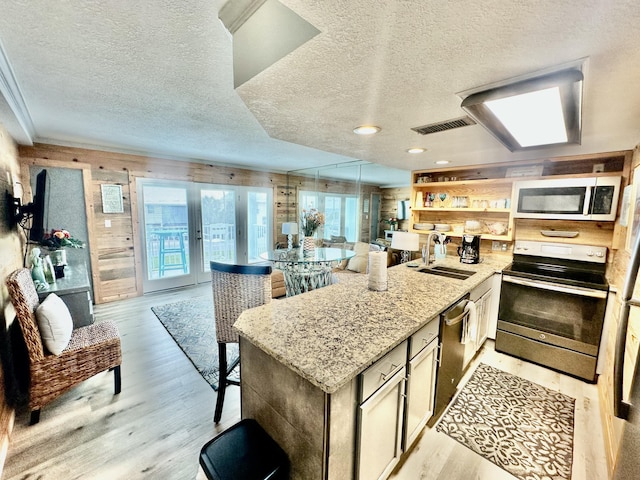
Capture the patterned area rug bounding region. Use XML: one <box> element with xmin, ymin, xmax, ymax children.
<box><xmin>151</xmin><ymin>298</ymin><xmax>238</xmax><ymax>391</ymax></box>
<box><xmin>436</xmin><ymin>363</ymin><xmax>575</xmax><ymax>480</ymax></box>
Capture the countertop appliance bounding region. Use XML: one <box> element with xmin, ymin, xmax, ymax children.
<box><xmin>429</xmin><ymin>295</ymin><xmax>471</xmax><ymax>425</ymax></box>
<box><xmin>613</xmin><ymin>227</ymin><xmax>640</xmax><ymax>478</ymax></box>
<box><xmin>497</xmin><ymin>240</ymin><xmax>609</xmax><ymax>382</ymax></box>
<box><xmin>513</xmin><ymin>175</ymin><xmax>621</xmax><ymax>221</ymax></box>
<box><xmin>457</xmin><ymin>234</ymin><xmax>481</xmax><ymax>264</ymax></box>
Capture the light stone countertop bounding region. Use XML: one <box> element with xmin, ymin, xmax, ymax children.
<box><xmin>234</xmin><ymin>253</ymin><xmax>513</xmax><ymax>394</ymax></box>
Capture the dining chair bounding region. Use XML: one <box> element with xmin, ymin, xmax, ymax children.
<box><xmin>5</xmin><ymin>268</ymin><xmax>122</xmax><ymax>424</ymax></box>
<box><xmin>209</xmin><ymin>261</ymin><xmax>272</xmax><ymax>423</ymax></box>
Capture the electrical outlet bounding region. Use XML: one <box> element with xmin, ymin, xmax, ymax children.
<box><xmin>492</xmin><ymin>240</ymin><xmax>501</xmax><ymax>251</ymax></box>
<box><xmin>593</xmin><ymin>163</ymin><xmax>605</xmax><ymax>173</ymax></box>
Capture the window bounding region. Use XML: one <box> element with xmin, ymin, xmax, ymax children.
<box><xmin>300</xmin><ymin>191</ymin><xmax>359</xmax><ymax>241</ymax></box>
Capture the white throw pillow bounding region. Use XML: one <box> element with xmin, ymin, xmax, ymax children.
<box><xmin>35</xmin><ymin>293</ymin><xmax>73</xmax><ymax>355</ymax></box>
<box><xmin>346</xmin><ymin>242</ymin><xmax>371</xmax><ymax>273</ymax></box>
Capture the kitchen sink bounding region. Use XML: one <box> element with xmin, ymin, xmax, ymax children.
<box><xmin>418</xmin><ymin>266</ymin><xmax>475</xmax><ymax>280</ymax></box>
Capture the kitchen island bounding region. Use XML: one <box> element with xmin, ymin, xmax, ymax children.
<box><xmin>234</xmin><ymin>255</ymin><xmax>511</xmax><ymax>480</ymax></box>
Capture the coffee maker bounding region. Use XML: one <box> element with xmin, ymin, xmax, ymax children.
<box><xmin>457</xmin><ymin>234</ymin><xmax>481</xmax><ymax>264</ymax></box>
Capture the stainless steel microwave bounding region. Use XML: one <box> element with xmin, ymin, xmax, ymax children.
<box><xmin>513</xmin><ymin>176</ymin><xmax>621</xmax><ymax>221</ymax></box>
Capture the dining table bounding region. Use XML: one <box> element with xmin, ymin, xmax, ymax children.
<box><xmin>260</xmin><ymin>247</ymin><xmax>356</xmax><ymax>297</ymax></box>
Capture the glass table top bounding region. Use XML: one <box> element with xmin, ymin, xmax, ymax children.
<box><xmin>260</xmin><ymin>247</ymin><xmax>356</xmax><ymax>263</ymax></box>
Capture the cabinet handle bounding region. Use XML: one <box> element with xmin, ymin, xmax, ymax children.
<box><xmin>380</xmin><ymin>363</ymin><xmax>399</xmax><ymax>382</ymax></box>
<box><xmin>422</xmin><ymin>333</ymin><xmax>435</xmax><ymax>344</ymax></box>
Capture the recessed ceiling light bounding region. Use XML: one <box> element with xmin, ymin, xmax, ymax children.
<box><xmin>435</xmin><ymin>160</ymin><xmax>450</xmax><ymax>165</ymax></box>
<box><xmin>353</xmin><ymin>125</ymin><xmax>381</xmax><ymax>135</ymax></box>
<box><xmin>407</xmin><ymin>148</ymin><xmax>426</xmax><ymax>154</ymax></box>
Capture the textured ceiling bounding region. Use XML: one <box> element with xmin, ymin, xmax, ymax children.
<box><xmin>0</xmin><ymin>0</ymin><xmax>639</xmax><ymax>187</ymax></box>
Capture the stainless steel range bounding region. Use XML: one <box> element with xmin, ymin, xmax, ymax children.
<box><xmin>496</xmin><ymin>240</ymin><xmax>609</xmax><ymax>382</ymax></box>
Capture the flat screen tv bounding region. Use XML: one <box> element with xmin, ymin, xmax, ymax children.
<box><xmin>29</xmin><ymin>169</ymin><xmax>47</xmax><ymax>242</ymax></box>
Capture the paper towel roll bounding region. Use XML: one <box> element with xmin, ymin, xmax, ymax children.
<box><xmin>368</xmin><ymin>251</ymin><xmax>388</xmax><ymax>291</ymax></box>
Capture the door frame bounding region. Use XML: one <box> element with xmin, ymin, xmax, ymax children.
<box><xmin>136</xmin><ymin>178</ymin><xmax>274</xmax><ymax>293</ymax></box>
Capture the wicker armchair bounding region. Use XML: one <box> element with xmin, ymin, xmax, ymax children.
<box><xmin>210</xmin><ymin>261</ymin><xmax>272</xmax><ymax>423</ymax></box>
<box><xmin>6</xmin><ymin>268</ymin><xmax>122</xmax><ymax>425</ymax></box>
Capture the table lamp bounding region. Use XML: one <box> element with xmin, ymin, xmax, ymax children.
<box><xmin>391</xmin><ymin>231</ymin><xmax>420</xmax><ymax>264</ymax></box>
<box><xmin>282</xmin><ymin>222</ymin><xmax>298</xmax><ymax>250</ymax></box>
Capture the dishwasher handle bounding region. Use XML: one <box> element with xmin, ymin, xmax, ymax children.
<box><xmin>443</xmin><ymin>299</ymin><xmax>469</xmax><ymax>326</ymax></box>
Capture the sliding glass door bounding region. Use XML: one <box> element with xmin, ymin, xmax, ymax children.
<box><xmin>139</xmin><ymin>179</ymin><xmax>272</xmax><ymax>293</ymax></box>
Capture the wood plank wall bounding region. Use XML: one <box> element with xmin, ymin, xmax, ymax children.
<box><xmin>598</xmin><ymin>145</ymin><xmax>640</xmax><ymax>476</ymax></box>
<box><xmin>18</xmin><ymin>144</ymin><xmax>382</xmax><ymax>304</ymax></box>
<box><xmin>0</xmin><ymin>125</ymin><xmax>21</xmax><ymax>478</ymax></box>
<box><xmin>379</xmin><ymin>187</ymin><xmax>411</xmax><ymax>237</ymax></box>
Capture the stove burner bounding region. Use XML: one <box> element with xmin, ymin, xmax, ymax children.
<box><xmin>503</xmin><ymin>261</ymin><xmax>608</xmax><ymax>291</ymax></box>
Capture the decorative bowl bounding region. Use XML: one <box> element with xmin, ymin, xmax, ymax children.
<box><xmin>464</xmin><ymin>220</ymin><xmax>482</xmax><ymax>233</ymax></box>
<box><xmin>485</xmin><ymin>221</ymin><xmax>507</xmax><ymax>235</ymax></box>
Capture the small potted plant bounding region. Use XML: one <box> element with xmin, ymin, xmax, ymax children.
<box><xmin>41</xmin><ymin>229</ymin><xmax>85</xmax><ymax>277</ymax></box>
<box><xmin>300</xmin><ymin>208</ymin><xmax>325</xmax><ymax>255</ymax></box>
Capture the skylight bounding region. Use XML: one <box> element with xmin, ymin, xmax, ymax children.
<box><xmin>459</xmin><ymin>61</ymin><xmax>585</xmax><ymax>151</ymax></box>
<box><xmin>484</xmin><ymin>87</ymin><xmax>568</xmax><ymax>147</ymax></box>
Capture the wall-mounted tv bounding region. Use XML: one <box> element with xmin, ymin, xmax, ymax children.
<box><xmin>29</xmin><ymin>169</ymin><xmax>47</xmax><ymax>242</ymax></box>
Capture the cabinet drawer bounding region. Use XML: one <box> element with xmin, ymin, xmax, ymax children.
<box><xmin>409</xmin><ymin>318</ymin><xmax>440</xmax><ymax>359</ymax></box>
<box><xmin>360</xmin><ymin>340</ymin><xmax>408</xmax><ymax>402</ymax></box>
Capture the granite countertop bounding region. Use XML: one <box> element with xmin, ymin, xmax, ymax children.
<box><xmin>234</xmin><ymin>254</ymin><xmax>512</xmax><ymax>394</ymax></box>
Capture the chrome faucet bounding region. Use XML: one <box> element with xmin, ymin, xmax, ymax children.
<box><xmin>422</xmin><ymin>232</ymin><xmax>438</xmax><ymax>264</ymax></box>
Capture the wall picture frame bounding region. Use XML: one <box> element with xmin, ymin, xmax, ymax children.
<box><xmin>101</xmin><ymin>184</ymin><xmax>124</xmax><ymax>214</ymax></box>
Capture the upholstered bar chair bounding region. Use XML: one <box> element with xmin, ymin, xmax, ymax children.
<box><xmin>6</xmin><ymin>268</ymin><xmax>122</xmax><ymax>424</ymax></box>
<box><xmin>210</xmin><ymin>261</ymin><xmax>272</xmax><ymax>423</ymax></box>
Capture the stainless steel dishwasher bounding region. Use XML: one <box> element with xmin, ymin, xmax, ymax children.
<box><xmin>429</xmin><ymin>296</ymin><xmax>470</xmax><ymax>425</ymax></box>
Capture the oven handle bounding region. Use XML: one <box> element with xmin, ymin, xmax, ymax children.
<box><xmin>502</xmin><ymin>275</ymin><xmax>608</xmax><ymax>299</ymax></box>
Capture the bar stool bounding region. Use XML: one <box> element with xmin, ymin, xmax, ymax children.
<box><xmin>210</xmin><ymin>261</ymin><xmax>272</xmax><ymax>423</ymax></box>
<box><xmin>199</xmin><ymin>418</ymin><xmax>288</xmax><ymax>480</ymax></box>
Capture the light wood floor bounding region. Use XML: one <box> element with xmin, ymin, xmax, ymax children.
<box><xmin>2</xmin><ymin>284</ymin><xmax>609</xmax><ymax>480</ymax></box>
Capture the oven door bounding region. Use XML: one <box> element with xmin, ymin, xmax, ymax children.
<box><xmin>498</xmin><ymin>274</ymin><xmax>608</xmax><ymax>356</ymax></box>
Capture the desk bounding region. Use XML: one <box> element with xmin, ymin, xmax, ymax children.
<box><xmin>260</xmin><ymin>248</ymin><xmax>355</xmax><ymax>297</ymax></box>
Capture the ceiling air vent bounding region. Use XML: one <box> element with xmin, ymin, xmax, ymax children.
<box><xmin>411</xmin><ymin>116</ymin><xmax>476</xmax><ymax>135</ymax></box>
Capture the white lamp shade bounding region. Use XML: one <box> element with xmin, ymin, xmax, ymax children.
<box><xmin>391</xmin><ymin>231</ymin><xmax>420</xmax><ymax>251</ymax></box>
<box><xmin>282</xmin><ymin>222</ymin><xmax>298</xmax><ymax>235</ymax></box>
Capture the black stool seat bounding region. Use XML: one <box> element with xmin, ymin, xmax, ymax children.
<box><xmin>199</xmin><ymin>419</ymin><xmax>289</xmax><ymax>480</ymax></box>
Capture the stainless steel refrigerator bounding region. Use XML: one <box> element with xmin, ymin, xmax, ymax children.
<box><xmin>613</xmin><ymin>228</ymin><xmax>640</xmax><ymax>479</ymax></box>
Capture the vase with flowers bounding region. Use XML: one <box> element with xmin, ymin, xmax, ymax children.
<box><xmin>300</xmin><ymin>208</ymin><xmax>325</xmax><ymax>256</ymax></box>
<box><xmin>41</xmin><ymin>229</ymin><xmax>85</xmax><ymax>276</ymax></box>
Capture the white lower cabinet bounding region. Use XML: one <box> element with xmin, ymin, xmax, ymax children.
<box><xmin>404</xmin><ymin>333</ymin><xmax>439</xmax><ymax>450</ymax></box>
<box><xmin>356</xmin><ymin>317</ymin><xmax>441</xmax><ymax>480</ymax></box>
<box><xmin>357</xmin><ymin>341</ymin><xmax>407</xmax><ymax>480</ymax></box>
<box><xmin>404</xmin><ymin>317</ymin><xmax>440</xmax><ymax>450</ymax></box>
<box><xmin>357</xmin><ymin>367</ymin><xmax>406</xmax><ymax>480</ymax></box>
